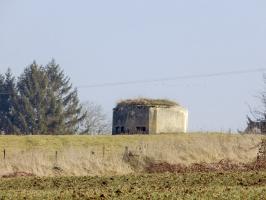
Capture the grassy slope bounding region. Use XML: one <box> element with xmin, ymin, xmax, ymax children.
<box><xmin>0</xmin><ymin>172</ymin><xmax>265</xmax><ymax>199</ymax></box>
<box><xmin>0</xmin><ymin>133</ymin><xmax>264</xmax><ymax>176</ymax></box>
<box><xmin>0</xmin><ymin>133</ymin><xmax>263</xmax><ymax>152</ymax></box>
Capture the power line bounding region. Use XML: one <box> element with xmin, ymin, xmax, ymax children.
<box><xmin>77</xmin><ymin>68</ymin><xmax>266</xmax><ymax>88</ymax></box>
<box><xmin>0</xmin><ymin>68</ymin><xmax>265</xmax><ymax>94</ymax></box>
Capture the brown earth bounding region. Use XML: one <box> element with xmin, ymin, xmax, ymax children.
<box><xmin>2</xmin><ymin>171</ymin><xmax>35</xmax><ymax>178</ymax></box>
<box><xmin>144</xmin><ymin>159</ymin><xmax>266</xmax><ymax>173</ymax></box>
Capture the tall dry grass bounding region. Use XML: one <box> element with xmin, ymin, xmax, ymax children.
<box><xmin>0</xmin><ymin>133</ymin><xmax>264</xmax><ymax>177</ymax></box>
<box><xmin>0</xmin><ymin>147</ymin><xmax>132</xmax><ymax>177</ymax></box>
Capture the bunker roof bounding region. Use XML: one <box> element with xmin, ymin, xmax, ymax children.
<box><xmin>116</xmin><ymin>98</ymin><xmax>179</xmax><ymax>107</ymax></box>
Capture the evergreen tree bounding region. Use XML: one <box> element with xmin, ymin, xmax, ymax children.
<box><xmin>16</xmin><ymin>62</ymin><xmax>51</xmax><ymax>134</ymax></box>
<box><xmin>0</xmin><ymin>73</ymin><xmax>5</xmax><ymax>133</ymax></box>
<box><xmin>0</xmin><ymin>69</ymin><xmax>18</xmax><ymax>134</ymax></box>
<box><xmin>0</xmin><ymin>60</ymin><xmax>85</xmax><ymax>135</ymax></box>
<box><xmin>45</xmin><ymin>59</ymin><xmax>86</xmax><ymax>134</ymax></box>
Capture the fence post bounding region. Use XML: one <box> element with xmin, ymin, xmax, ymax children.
<box><xmin>123</xmin><ymin>146</ymin><xmax>129</xmax><ymax>162</ymax></box>
<box><xmin>3</xmin><ymin>149</ymin><xmax>5</xmax><ymax>160</ymax></box>
<box><xmin>257</xmin><ymin>139</ymin><xmax>266</xmax><ymax>161</ymax></box>
<box><xmin>55</xmin><ymin>151</ymin><xmax>58</xmax><ymax>164</ymax></box>
<box><xmin>102</xmin><ymin>145</ymin><xmax>105</xmax><ymax>159</ymax></box>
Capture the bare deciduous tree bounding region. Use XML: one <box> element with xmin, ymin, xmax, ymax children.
<box><xmin>79</xmin><ymin>101</ymin><xmax>111</xmax><ymax>135</ymax></box>
<box><xmin>246</xmin><ymin>74</ymin><xmax>266</xmax><ymax>134</ymax></box>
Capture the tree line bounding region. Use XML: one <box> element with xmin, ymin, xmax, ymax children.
<box><xmin>0</xmin><ymin>60</ymin><xmax>110</xmax><ymax>135</ymax></box>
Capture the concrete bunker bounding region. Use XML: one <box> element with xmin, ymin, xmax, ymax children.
<box><xmin>112</xmin><ymin>98</ymin><xmax>188</xmax><ymax>135</ymax></box>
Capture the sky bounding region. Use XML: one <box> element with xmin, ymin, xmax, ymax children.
<box><xmin>0</xmin><ymin>0</ymin><xmax>266</xmax><ymax>132</ymax></box>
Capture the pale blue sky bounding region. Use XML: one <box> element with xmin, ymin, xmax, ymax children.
<box><xmin>0</xmin><ymin>0</ymin><xmax>266</xmax><ymax>131</ymax></box>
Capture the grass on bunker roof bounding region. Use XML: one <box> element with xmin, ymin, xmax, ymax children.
<box><xmin>116</xmin><ymin>98</ymin><xmax>179</xmax><ymax>107</ymax></box>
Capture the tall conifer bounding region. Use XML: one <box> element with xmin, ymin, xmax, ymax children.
<box><xmin>46</xmin><ymin>59</ymin><xmax>86</xmax><ymax>134</ymax></box>
<box><xmin>0</xmin><ymin>69</ymin><xmax>18</xmax><ymax>134</ymax></box>
<box><xmin>0</xmin><ymin>60</ymin><xmax>85</xmax><ymax>134</ymax></box>
<box><xmin>16</xmin><ymin>62</ymin><xmax>50</xmax><ymax>134</ymax></box>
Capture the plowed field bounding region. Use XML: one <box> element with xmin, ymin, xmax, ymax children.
<box><xmin>0</xmin><ymin>171</ymin><xmax>265</xmax><ymax>199</ymax></box>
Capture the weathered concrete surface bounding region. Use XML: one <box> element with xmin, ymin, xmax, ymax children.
<box><xmin>112</xmin><ymin>105</ymin><xmax>150</xmax><ymax>134</ymax></box>
<box><xmin>112</xmin><ymin>99</ymin><xmax>188</xmax><ymax>135</ymax></box>
<box><xmin>149</xmin><ymin>106</ymin><xmax>188</xmax><ymax>134</ymax></box>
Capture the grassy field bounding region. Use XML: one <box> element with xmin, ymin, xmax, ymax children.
<box><xmin>0</xmin><ymin>172</ymin><xmax>265</xmax><ymax>199</ymax></box>
<box><xmin>0</xmin><ymin>133</ymin><xmax>264</xmax><ymax>176</ymax></box>
<box><xmin>0</xmin><ymin>133</ymin><xmax>265</xmax><ymax>199</ymax></box>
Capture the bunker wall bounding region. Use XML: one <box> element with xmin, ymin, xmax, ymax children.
<box><xmin>149</xmin><ymin>107</ymin><xmax>188</xmax><ymax>133</ymax></box>
<box><xmin>112</xmin><ymin>106</ymin><xmax>150</xmax><ymax>134</ymax></box>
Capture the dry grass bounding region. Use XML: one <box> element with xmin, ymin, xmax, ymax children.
<box><xmin>0</xmin><ymin>133</ymin><xmax>264</xmax><ymax>177</ymax></box>
<box><xmin>0</xmin><ymin>147</ymin><xmax>132</xmax><ymax>177</ymax></box>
